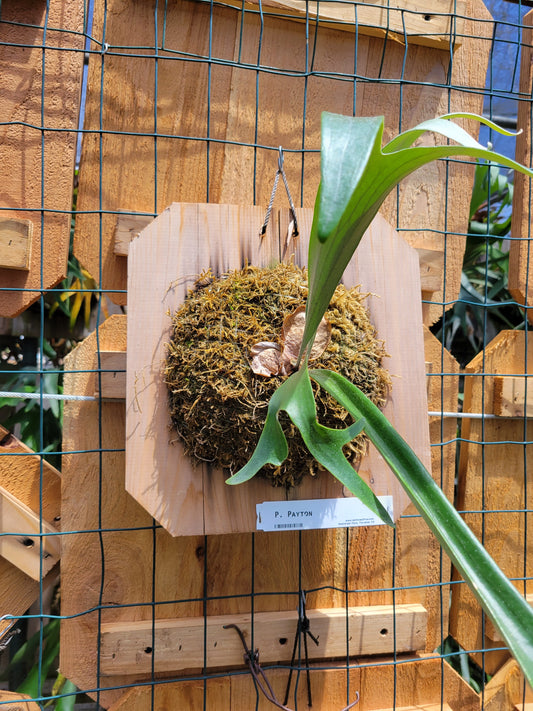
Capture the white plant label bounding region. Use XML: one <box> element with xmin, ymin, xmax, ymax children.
<box><xmin>256</xmin><ymin>496</ymin><xmax>394</xmax><ymax>531</ymax></box>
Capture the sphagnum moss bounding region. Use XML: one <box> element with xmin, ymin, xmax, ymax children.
<box><xmin>165</xmin><ymin>262</ymin><xmax>390</xmax><ymax>488</ymax></box>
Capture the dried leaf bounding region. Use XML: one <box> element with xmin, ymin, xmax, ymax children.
<box><xmin>250</xmin><ymin>342</ymin><xmax>282</xmax><ymax>377</ymax></box>
<box><xmin>281</xmin><ymin>305</ymin><xmax>331</xmax><ymax>373</ymax></box>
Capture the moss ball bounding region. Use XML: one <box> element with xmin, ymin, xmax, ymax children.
<box><xmin>165</xmin><ymin>262</ymin><xmax>390</xmax><ymax>488</ymax></box>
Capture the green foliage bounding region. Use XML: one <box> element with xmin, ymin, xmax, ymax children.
<box><xmin>0</xmin><ymin>369</ymin><xmax>62</xmax><ymax>470</ymax></box>
<box><xmin>433</xmin><ymin>160</ymin><xmax>524</xmax><ymax>365</ymax></box>
<box><xmin>1</xmin><ymin>619</ymin><xmax>77</xmax><ymax>708</ymax></box>
<box><xmin>227</xmin><ymin>111</ymin><xmax>533</xmax><ymax>685</ymax></box>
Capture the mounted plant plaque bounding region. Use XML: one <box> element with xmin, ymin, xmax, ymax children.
<box><xmin>125</xmin><ymin>202</ymin><xmax>432</xmax><ymax>536</ymax></box>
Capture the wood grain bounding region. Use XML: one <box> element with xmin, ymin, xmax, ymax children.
<box><xmin>94</xmin><ymin>351</ymin><xmax>127</xmax><ymax>400</ymax></box>
<box><xmin>0</xmin><ymin>485</ymin><xmax>60</xmax><ymax>580</ymax></box>
<box><xmin>493</xmin><ymin>376</ymin><xmax>533</xmax><ymax>418</ymax></box>
<box><xmin>125</xmin><ymin>204</ymin><xmax>431</xmax><ymax>535</ymax></box>
<box><xmin>74</xmin><ymin>0</ymin><xmax>490</xmax><ymax>324</ymax></box>
<box><xmin>0</xmin><ymin>0</ymin><xmax>84</xmax><ymax>317</ymax></box>
<box><xmin>62</xmin><ymin>313</ymin><xmax>458</xmax><ymax>705</ymax></box>
<box><xmin>449</xmin><ymin>331</ymin><xmax>533</xmax><ymax>676</ymax></box>
<box><xmin>227</xmin><ymin>0</ymin><xmax>466</xmax><ymax>50</ymax></box>
<box><xmin>0</xmin><ymin>219</ymin><xmax>32</xmax><ymax>270</ymax></box>
<box><xmin>105</xmin><ymin>656</ymin><xmax>478</xmax><ymax>711</ymax></box>
<box><xmin>0</xmin><ymin>691</ymin><xmax>41</xmax><ymax>711</ymax></box>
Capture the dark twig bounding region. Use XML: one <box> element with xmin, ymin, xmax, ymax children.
<box><xmin>224</xmin><ymin>616</ymin><xmax>359</xmax><ymax>711</ymax></box>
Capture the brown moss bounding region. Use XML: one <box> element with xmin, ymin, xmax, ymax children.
<box><xmin>164</xmin><ymin>262</ymin><xmax>390</xmax><ymax>488</ymax></box>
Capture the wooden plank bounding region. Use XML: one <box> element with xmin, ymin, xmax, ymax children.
<box><xmin>126</xmin><ymin>205</ymin><xmax>431</xmax><ymax>535</ymax></box>
<box><xmin>94</xmin><ymin>351</ymin><xmax>127</xmax><ymax>400</ymax></box>
<box><xmin>0</xmin><ymin>691</ymin><xmax>41</xmax><ymax>711</ymax></box>
<box><xmin>375</xmin><ymin>705</ymin><xmax>452</xmax><ymax>711</ymax></box>
<box><xmin>225</xmin><ymin>0</ymin><xmax>466</xmax><ymax>50</ymax></box>
<box><xmin>483</xmin><ymin>658</ymin><xmax>533</xmax><ymax>711</ymax></box>
<box><xmin>106</xmin><ymin>657</ymin><xmax>478</xmax><ymax>711</ymax></box>
<box><xmin>0</xmin><ymin>0</ymin><xmax>84</xmax><ymax>317</ymax></box>
<box><xmin>0</xmin><ymin>485</ymin><xmax>60</xmax><ymax>581</ymax></box>
<box><xmin>510</xmin><ymin>10</ymin><xmax>533</xmax><ymax>325</ymax></box>
<box><xmin>0</xmin><ymin>426</ymin><xmax>61</xmax><ymax>613</ymax></box>
<box><xmin>74</xmin><ymin>0</ymin><xmax>490</xmax><ymax>325</ymax></box>
<box><xmin>61</xmin><ymin>315</ymin><xmax>208</xmax><ymax>708</ymax></box>
<box><xmin>107</xmin><ymin>679</ymin><xmax>231</xmax><ymax>711</ymax></box>
<box><xmin>415</xmin><ymin>247</ymin><xmax>444</xmax><ymax>294</ymax></box>
<box><xmin>113</xmin><ymin>214</ymin><xmax>152</xmax><ymax>257</ymax></box>
<box><xmin>100</xmin><ymin>603</ymin><xmax>427</xmax><ymax>675</ymax></box>
<box><xmin>0</xmin><ymin>426</ymin><xmax>61</xmax><ymax>523</ymax></box>
<box><xmin>494</xmin><ymin>376</ymin><xmax>533</xmax><ymax>418</ymax></box>
<box><xmin>0</xmin><ymin>219</ymin><xmax>32</xmax><ymax>270</ymax></box>
<box><xmin>61</xmin><ymin>312</ymin><xmax>457</xmax><ymax>707</ymax></box>
<box><xmin>449</xmin><ymin>331</ymin><xmax>533</xmax><ymax>676</ymax></box>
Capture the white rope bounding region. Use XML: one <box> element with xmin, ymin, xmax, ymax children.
<box><xmin>0</xmin><ymin>391</ymin><xmax>95</xmax><ymax>402</ymax></box>
<box><xmin>0</xmin><ymin>393</ymin><xmax>520</xmax><ymax>416</ymax></box>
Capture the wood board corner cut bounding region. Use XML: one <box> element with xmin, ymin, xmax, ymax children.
<box><xmin>125</xmin><ymin>202</ymin><xmax>432</xmax><ymax>537</ymax></box>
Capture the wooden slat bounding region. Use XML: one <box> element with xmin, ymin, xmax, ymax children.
<box><xmin>0</xmin><ymin>426</ymin><xmax>61</xmax><ymax>522</ymax></box>
<box><xmin>100</xmin><ymin>603</ymin><xmax>427</xmax><ymax>675</ymax></box>
<box><xmin>0</xmin><ymin>0</ymin><xmax>84</xmax><ymax>317</ymax></box>
<box><xmin>74</xmin><ymin>0</ymin><xmax>491</xmax><ymax>327</ymax></box>
<box><xmin>0</xmin><ymin>485</ymin><xmax>60</xmax><ymax>581</ymax></box>
<box><xmin>113</xmin><ymin>214</ymin><xmax>152</xmax><ymax>257</ymax></box>
<box><xmin>0</xmin><ymin>219</ymin><xmax>32</xmax><ymax>270</ymax></box>
<box><xmin>483</xmin><ymin>658</ymin><xmax>533</xmax><ymax>711</ymax></box>
<box><xmin>0</xmin><ymin>691</ymin><xmax>41</xmax><ymax>710</ymax></box>
<box><xmin>415</xmin><ymin>247</ymin><xmax>444</xmax><ymax>294</ymax></box>
<box><xmin>94</xmin><ymin>351</ymin><xmax>127</xmax><ymax>400</ymax></box>
<box><xmin>231</xmin><ymin>0</ymin><xmax>466</xmax><ymax>50</ymax></box>
<box><xmin>494</xmin><ymin>376</ymin><xmax>533</xmax><ymax>418</ymax></box>
<box><xmin>126</xmin><ymin>204</ymin><xmax>431</xmax><ymax>535</ymax></box>
<box><xmin>375</xmin><ymin>705</ymin><xmax>452</xmax><ymax>711</ymax></box>
<box><xmin>450</xmin><ymin>331</ymin><xmax>533</xmax><ymax>676</ymax></box>
<box><xmin>0</xmin><ymin>425</ymin><xmax>60</xmax><ymax>630</ymax></box>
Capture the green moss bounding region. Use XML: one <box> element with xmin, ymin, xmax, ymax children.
<box><xmin>165</xmin><ymin>262</ymin><xmax>390</xmax><ymax>488</ymax></box>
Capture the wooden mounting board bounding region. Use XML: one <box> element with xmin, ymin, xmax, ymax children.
<box><xmin>449</xmin><ymin>330</ymin><xmax>533</xmax><ymax>676</ymax></box>
<box><xmin>510</xmin><ymin>9</ymin><xmax>533</xmax><ymax>323</ymax></box>
<box><xmin>62</xmin><ymin>314</ymin><xmax>456</xmax><ymax>706</ymax></box>
<box><xmin>125</xmin><ymin>203</ymin><xmax>431</xmax><ymax>536</ymax></box>
<box><xmin>74</xmin><ymin>0</ymin><xmax>491</xmax><ymax>326</ymax></box>
<box><xmin>104</xmin><ymin>655</ymin><xmax>478</xmax><ymax>711</ymax></box>
<box><xmin>0</xmin><ymin>0</ymin><xmax>84</xmax><ymax>317</ymax></box>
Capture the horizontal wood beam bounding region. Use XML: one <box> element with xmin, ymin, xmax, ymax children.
<box><xmin>224</xmin><ymin>0</ymin><xmax>465</xmax><ymax>50</ymax></box>
<box><xmin>0</xmin><ymin>485</ymin><xmax>60</xmax><ymax>581</ymax></box>
<box><xmin>100</xmin><ymin>603</ymin><xmax>427</xmax><ymax>675</ymax></box>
